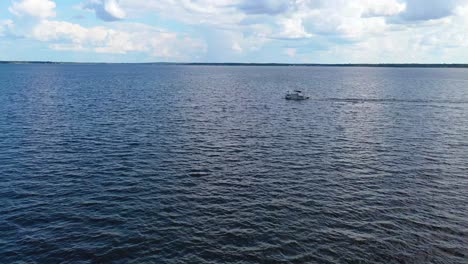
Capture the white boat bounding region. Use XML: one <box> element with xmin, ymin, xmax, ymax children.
<box><xmin>285</xmin><ymin>90</ymin><xmax>309</xmax><ymax>100</ymax></box>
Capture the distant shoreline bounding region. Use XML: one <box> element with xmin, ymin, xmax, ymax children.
<box><xmin>1</xmin><ymin>61</ymin><xmax>468</xmax><ymax>68</ymax></box>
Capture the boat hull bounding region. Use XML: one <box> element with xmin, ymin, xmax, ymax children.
<box><xmin>285</xmin><ymin>94</ymin><xmax>309</xmax><ymax>100</ymax></box>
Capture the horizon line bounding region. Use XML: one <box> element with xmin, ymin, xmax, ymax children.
<box><xmin>1</xmin><ymin>61</ymin><xmax>468</xmax><ymax>68</ymax></box>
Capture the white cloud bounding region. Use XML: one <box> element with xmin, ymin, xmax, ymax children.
<box><xmin>31</xmin><ymin>20</ymin><xmax>205</xmax><ymax>59</ymax></box>
<box><xmin>275</xmin><ymin>16</ymin><xmax>312</xmax><ymax>39</ymax></box>
<box><xmin>232</xmin><ymin>42</ymin><xmax>242</xmax><ymax>52</ymax></box>
<box><xmin>298</xmin><ymin>0</ymin><xmax>405</xmax><ymax>40</ymax></box>
<box><xmin>311</xmin><ymin>2</ymin><xmax>468</xmax><ymax>63</ymax></box>
<box><xmin>82</xmin><ymin>0</ymin><xmax>126</xmax><ymax>21</ymax></box>
<box><xmin>9</xmin><ymin>0</ymin><xmax>56</xmax><ymax>19</ymax></box>
<box><xmin>116</xmin><ymin>0</ymin><xmax>407</xmax><ymax>42</ymax></box>
<box><xmin>104</xmin><ymin>0</ymin><xmax>126</xmax><ymax>19</ymax></box>
<box><xmin>120</xmin><ymin>0</ymin><xmax>244</xmax><ymax>26</ymax></box>
<box><xmin>359</xmin><ymin>0</ymin><xmax>406</xmax><ymax>17</ymax></box>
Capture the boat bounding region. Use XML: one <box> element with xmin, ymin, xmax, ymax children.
<box><xmin>285</xmin><ymin>90</ymin><xmax>309</xmax><ymax>100</ymax></box>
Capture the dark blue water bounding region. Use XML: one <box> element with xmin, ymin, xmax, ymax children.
<box><xmin>1</xmin><ymin>64</ymin><xmax>467</xmax><ymax>263</ymax></box>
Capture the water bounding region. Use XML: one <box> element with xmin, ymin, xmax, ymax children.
<box><xmin>0</xmin><ymin>64</ymin><xmax>467</xmax><ymax>263</ymax></box>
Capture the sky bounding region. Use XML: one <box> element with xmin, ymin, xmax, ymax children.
<box><xmin>1</xmin><ymin>0</ymin><xmax>468</xmax><ymax>63</ymax></box>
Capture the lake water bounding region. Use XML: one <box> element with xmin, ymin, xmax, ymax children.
<box><xmin>0</xmin><ymin>64</ymin><xmax>467</xmax><ymax>263</ymax></box>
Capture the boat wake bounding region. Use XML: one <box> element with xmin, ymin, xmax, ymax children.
<box><xmin>319</xmin><ymin>98</ymin><xmax>468</xmax><ymax>104</ymax></box>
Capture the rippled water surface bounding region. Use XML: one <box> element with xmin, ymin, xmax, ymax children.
<box><xmin>1</xmin><ymin>65</ymin><xmax>467</xmax><ymax>263</ymax></box>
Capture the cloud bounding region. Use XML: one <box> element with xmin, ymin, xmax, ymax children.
<box><xmin>275</xmin><ymin>16</ymin><xmax>312</xmax><ymax>39</ymax></box>
<box><xmin>119</xmin><ymin>0</ymin><xmax>244</xmax><ymax>26</ymax></box>
<box><xmin>232</xmin><ymin>42</ymin><xmax>242</xmax><ymax>52</ymax></box>
<box><xmin>298</xmin><ymin>0</ymin><xmax>405</xmax><ymax>40</ymax></box>
<box><xmin>399</xmin><ymin>0</ymin><xmax>458</xmax><ymax>21</ymax></box>
<box><xmin>237</xmin><ymin>0</ymin><xmax>290</xmax><ymax>15</ymax></box>
<box><xmin>9</xmin><ymin>0</ymin><xmax>56</xmax><ymax>19</ymax></box>
<box><xmin>360</xmin><ymin>0</ymin><xmax>406</xmax><ymax>17</ymax></box>
<box><xmin>31</xmin><ymin>20</ymin><xmax>205</xmax><ymax>58</ymax></box>
<box><xmin>116</xmin><ymin>0</ymin><xmax>407</xmax><ymax>41</ymax></box>
<box><xmin>83</xmin><ymin>0</ymin><xmax>126</xmax><ymax>21</ymax></box>
<box><xmin>310</xmin><ymin>2</ymin><xmax>468</xmax><ymax>63</ymax></box>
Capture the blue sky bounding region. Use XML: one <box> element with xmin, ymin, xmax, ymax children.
<box><xmin>1</xmin><ymin>0</ymin><xmax>468</xmax><ymax>63</ymax></box>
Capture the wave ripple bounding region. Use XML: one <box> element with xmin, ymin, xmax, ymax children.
<box><xmin>1</xmin><ymin>65</ymin><xmax>467</xmax><ymax>263</ymax></box>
